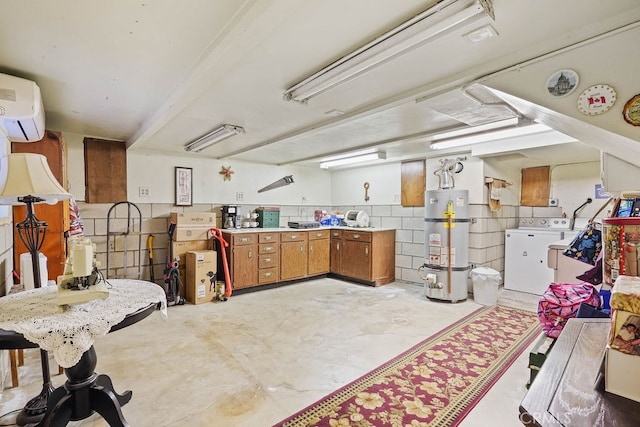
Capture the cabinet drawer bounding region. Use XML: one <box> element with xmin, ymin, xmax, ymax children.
<box><xmin>259</xmin><ymin>233</ymin><xmax>280</xmax><ymax>244</ymax></box>
<box><xmin>281</xmin><ymin>232</ymin><xmax>308</xmax><ymax>242</ymax></box>
<box><xmin>308</xmin><ymin>229</ymin><xmax>330</xmax><ymax>240</ymax></box>
<box><xmin>343</xmin><ymin>230</ymin><xmax>372</xmax><ymax>242</ymax></box>
<box><xmin>231</xmin><ymin>233</ymin><xmax>258</xmax><ymax>245</ymax></box>
<box><xmin>258</xmin><ymin>267</ymin><xmax>278</xmax><ymax>284</ymax></box>
<box><xmin>259</xmin><ymin>254</ymin><xmax>279</xmax><ymax>268</ymax></box>
<box><xmin>258</xmin><ymin>243</ymin><xmax>278</xmax><ymax>254</ymax></box>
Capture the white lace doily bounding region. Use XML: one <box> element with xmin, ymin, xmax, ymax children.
<box><xmin>0</xmin><ymin>279</ymin><xmax>167</xmax><ymax>368</ymax></box>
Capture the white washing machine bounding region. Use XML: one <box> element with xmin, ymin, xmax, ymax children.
<box><xmin>504</xmin><ymin>217</ymin><xmax>571</xmax><ymax>295</ymax></box>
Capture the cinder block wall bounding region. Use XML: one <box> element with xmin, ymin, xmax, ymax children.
<box><xmin>76</xmin><ymin>201</ymin><xmax>517</xmax><ymax>291</ymax></box>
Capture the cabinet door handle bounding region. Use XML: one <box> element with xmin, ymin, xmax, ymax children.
<box><xmin>353</xmin><ymin>234</ymin><xmax>360</xmax><ymax>239</ymax></box>
<box><xmin>310</xmin><ymin>243</ymin><xmax>313</xmax><ymax>252</ymax></box>
<box><xmin>337</xmin><ymin>242</ymin><xmax>340</xmax><ymax>251</ymax></box>
<box><xmin>365</xmin><ymin>245</ymin><xmax>369</xmax><ymax>256</ymax></box>
<box><xmin>248</xmin><ymin>248</ymin><xmax>253</xmax><ymax>259</ymax></box>
<box><xmin>300</xmin><ymin>244</ymin><xmax>304</xmax><ymax>252</ymax></box>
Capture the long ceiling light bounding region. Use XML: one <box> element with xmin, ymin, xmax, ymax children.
<box><xmin>283</xmin><ymin>0</ymin><xmax>494</xmax><ymax>104</ymax></box>
<box><xmin>184</xmin><ymin>124</ymin><xmax>245</xmax><ymax>152</ymax></box>
<box><xmin>430</xmin><ymin>119</ymin><xmax>551</xmax><ymax>150</ymax></box>
<box><xmin>320</xmin><ymin>151</ymin><xmax>386</xmax><ymax>169</ymax></box>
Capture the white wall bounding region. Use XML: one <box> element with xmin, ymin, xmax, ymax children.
<box><xmin>65</xmin><ymin>130</ymin><xmax>607</xmax><ymax>220</ymax></box>
<box><xmin>65</xmin><ymin>132</ymin><xmax>332</xmax><ymax>206</ymax></box>
<box><xmin>329</xmin><ymin>162</ymin><xmax>399</xmax><ymax>206</ymax></box>
<box><xmin>550</xmin><ymin>161</ymin><xmax>605</xmax><ymax>219</ymax></box>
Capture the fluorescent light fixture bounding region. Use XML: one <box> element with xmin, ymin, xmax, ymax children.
<box><xmin>462</xmin><ymin>23</ymin><xmax>498</xmax><ymax>43</ymax></box>
<box><xmin>432</xmin><ymin>117</ymin><xmax>519</xmax><ymax>141</ymax></box>
<box><xmin>283</xmin><ymin>0</ymin><xmax>494</xmax><ymax>104</ymax></box>
<box><xmin>320</xmin><ymin>151</ymin><xmax>386</xmax><ymax>169</ymax></box>
<box><xmin>430</xmin><ymin>120</ymin><xmax>551</xmax><ymax>150</ymax></box>
<box><xmin>184</xmin><ymin>124</ymin><xmax>245</xmax><ymax>152</ymax></box>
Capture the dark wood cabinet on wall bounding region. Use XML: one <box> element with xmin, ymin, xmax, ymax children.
<box><xmin>401</xmin><ymin>159</ymin><xmax>426</xmax><ymax>207</ymax></box>
<box><xmin>84</xmin><ymin>138</ymin><xmax>127</xmax><ymax>203</ymax></box>
<box><xmin>11</xmin><ymin>130</ymin><xmax>70</xmax><ymax>282</ymax></box>
<box><xmin>521</xmin><ymin>166</ymin><xmax>551</xmax><ymax>207</ymax></box>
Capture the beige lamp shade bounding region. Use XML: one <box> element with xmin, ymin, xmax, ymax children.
<box><xmin>0</xmin><ymin>153</ymin><xmax>71</xmax><ymax>205</ymax></box>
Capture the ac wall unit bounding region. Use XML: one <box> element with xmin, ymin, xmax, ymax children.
<box><xmin>0</xmin><ymin>73</ymin><xmax>46</xmax><ymax>142</ymax></box>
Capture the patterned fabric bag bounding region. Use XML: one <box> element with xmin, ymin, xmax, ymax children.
<box><xmin>537</xmin><ymin>283</ymin><xmax>601</xmax><ymax>338</ymax></box>
<box><xmin>562</xmin><ymin>223</ymin><xmax>602</xmax><ymax>265</ymax></box>
<box><xmin>562</xmin><ymin>198</ymin><xmax>614</xmax><ymax>266</ymax></box>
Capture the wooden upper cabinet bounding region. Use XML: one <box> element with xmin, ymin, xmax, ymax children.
<box><xmin>401</xmin><ymin>159</ymin><xmax>425</xmax><ymax>207</ymax></box>
<box><xmin>11</xmin><ymin>130</ymin><xmax>67</xmax><ymax>187</ymax></box>
<box><xmin>84</xmin><ymin>138</ymin><xmax>127</xmax><ymax>203</ymax></box>
<box><xmin>520</xmin><ymin>166</ymin><xmax>551</xmax><ymax>207</ymax></box>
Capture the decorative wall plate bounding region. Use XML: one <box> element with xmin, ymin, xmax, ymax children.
<box><xmin>546</xmin><ymin>69</ymin><xmax>579</xmax><ymax>97</ymax></box>
<box><xmin>577</xmin><ymin>84</ymin><xmax>617</xmax><ymax>115</ymax></box>
<box><xmin>623</xmin><ymin>94</ymin><xmax>640</xmax><ymax>126</ymax></box>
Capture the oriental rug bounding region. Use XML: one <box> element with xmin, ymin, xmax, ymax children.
<box><xmin>275</xmin><ymin>304</ymin><xmax>540</xmax><ymax>427</ymax></box>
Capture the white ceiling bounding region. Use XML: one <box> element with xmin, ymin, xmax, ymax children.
<box><xmin>1</xmin><ymin>0</ymin><xmax>638</xmax><ymax>169</ymax></box>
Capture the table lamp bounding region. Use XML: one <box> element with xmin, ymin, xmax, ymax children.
<box><xmin>0</xmin><ymin>153</ymin><xmax>71</xmax><ymax>425</ymax></box>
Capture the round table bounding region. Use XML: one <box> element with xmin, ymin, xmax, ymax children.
<box><xmin>0</xmin><ymin>279</ymin><xmax>167</xmax><ymax>426</ymax></box>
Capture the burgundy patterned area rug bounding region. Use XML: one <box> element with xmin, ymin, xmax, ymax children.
<box><xmin>275</xmin><ymin>304</ymin><xmax>540</xmax><ymax>427</ymax></box>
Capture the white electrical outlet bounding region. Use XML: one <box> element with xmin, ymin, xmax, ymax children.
<box><xmin>236</xmin><ymin>192</ymin><xmax>244</xmax><ymax>201</ymax></box>
<box><xmin>394</xmin><ymin>194</ymin><xmax>401</xmax><ymax>202</ymax></box>
<box><xmin>139</xmin><ymin>187</ymin><xmax>150</xmax><ymax>197</ymax></box>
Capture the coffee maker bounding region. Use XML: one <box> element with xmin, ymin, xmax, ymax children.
<box><xmin>221</xmin><ymin>205</ymin><xmax>238</xmax><ymax>229</ymax></box>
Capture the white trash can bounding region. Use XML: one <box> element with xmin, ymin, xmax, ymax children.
<box><xmin>470</xmin><ymin>267</ymin><xmax>501</xmax><ymax>305</ymax></box>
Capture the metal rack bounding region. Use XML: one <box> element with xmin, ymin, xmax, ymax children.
<box><xmin>106</xmin><ymin>201</ymin><xmax>142</xmax><ymax>279</ymax></box>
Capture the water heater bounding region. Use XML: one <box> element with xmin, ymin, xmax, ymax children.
<box><xmin>421</xmin><ymin>189</ymin><xmax>470</xmax><ymax>302</ymax></box>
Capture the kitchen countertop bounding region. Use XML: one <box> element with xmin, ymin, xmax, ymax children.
<box><xmin>220</xmin><ymin>226</ymin><xmax>395</xmax><ymax>234</ymax></box>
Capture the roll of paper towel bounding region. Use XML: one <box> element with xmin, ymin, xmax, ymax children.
<box><xmin>20</xmin><ymin>252</ymin><xmax>48</xmax><ymax>289</ymax></box>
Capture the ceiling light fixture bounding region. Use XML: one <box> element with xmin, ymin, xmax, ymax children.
<box><xmin>430</xmin><ymin>119</ymin><xmax>551</xmax><ymax>150</ymax></box>
<box><xmin>462</xmin><ymin>23</ymin><xmax>498</xmax><ymax>43</ymax></box>
<box><xmin>431</xmin><ymin>117</ymin><xmax>519</xmax><ymax>141</ymax></box>
<box><xmin>184</xmin><ymin>124</ymin><xmax>245</xmax><ymax>153</ymax></box>
<box><xmin>320</xmin><ymin>151</ymin><xmax>386</xmax><ymax>169</ymax></box>
<box><xmin>283</xmin><ymin>0</ymin><xmax>494</xmax><ymax>104</ymax></box>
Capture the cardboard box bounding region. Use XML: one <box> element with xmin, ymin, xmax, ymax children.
<box><xmin>605</xmin><ymin>346</ymin><xmax>640</xmax><ymax>402</ymax></box>
<box><xmin>169</xmin><ymin>240</ymin><xmax>209</xmax><ymax>264</ymax></box>
<box><xmin>174</xmin><ymin>228</ymin><xmax>212</xmax><ymax>242</ymax></box>
<box><xmin>170</xmin><ymin>212</ymin><xmax>217</xmax><ymax>227</ymax></box>
<box><xmin>185</xmin><ymin>251</ymin><xmax>217</xmax><ymax>304</ymax></box>
<box><xmin>169</xmin><ymin>212</ymin><xmax>217</xmax><ymax>241</ymax></box>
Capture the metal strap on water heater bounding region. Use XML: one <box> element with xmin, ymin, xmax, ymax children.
<box><xmin>422</xmin><ymin>263</ymin><xmax>470</xmax><ymax>271</ymax></box>
<box><xmin>424</xmin><ymin>218</ymin><xmax>472</xmax><ymax>223</ymax></box>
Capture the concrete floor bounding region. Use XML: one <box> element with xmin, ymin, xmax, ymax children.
<box><xmin>0</xmin><ymin>278</ymin><xmax>540</xmax><ymax>426</ymax></box>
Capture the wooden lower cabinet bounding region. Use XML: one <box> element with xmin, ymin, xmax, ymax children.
<box><xmin>224</xmin><ymin>232</ymin><xmax>258</xmax><ymax>289</ymax></box>
<box><xmin>223</xmin><ymin>228</ymin><xmax>395</xmax><ymax>291</ymax></box>
<box><xmin>280</xmin><ymin>232</ymin><xmax>308</xmax><ymax>281</ymax></box>
<box><xmin>308</xmin><ymin>229</ymin><xmax>330</xmax><ymax>275</ymax></box>
<box><xmin>332</xmin><ymin>229</ymin><xmax>396</xmax><ymax>286</ymax></box>
<box><xmin>258</xmin><ymin>232</ymin><xmax>279</xmax><ymax>284</ymax></box>
<box><xmin>330</xmin><ymin>230</ymin><xmax>342</xmax><ymax>275</ymax></box>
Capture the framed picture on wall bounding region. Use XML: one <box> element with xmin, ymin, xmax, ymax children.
<box><xmin>175</xmin><ymin>166</ymin><xmax>193</xmax><ymax>206</ymax></box>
